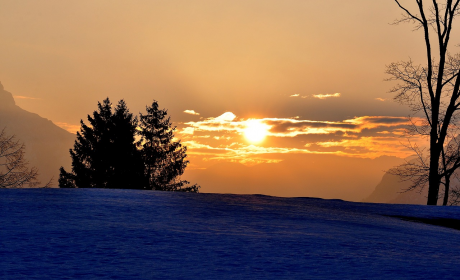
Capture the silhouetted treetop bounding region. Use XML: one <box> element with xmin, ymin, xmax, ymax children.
<box><xmin>138</xmin><ymin>101</ymin><xmax>198</xmax><ymax>192</ymax></box>
<box><xmin>59</xmin><ymin>98</ymin><xmax>199</xmax><ymax>192</ymax></box>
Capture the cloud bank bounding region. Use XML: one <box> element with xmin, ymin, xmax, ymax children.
<box><xmin>178</xmin><ymin>112</ymin><xmax>423</xmax><ymax>165</ymax></box>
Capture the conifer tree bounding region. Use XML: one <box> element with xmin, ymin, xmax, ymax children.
<box><xmin>59</xmin><ymin>98</ymin><xmax>198</xmax><ymax>192</ymax></box>
<box><xmin>60</xmin><ymin>98</ymin><xmax>145</xmax><ymax>189</ymax></box>
<box><xmin>138</xmin><ymin>101</ymin><xmax>199</xmax><ymax>192</ymax></box>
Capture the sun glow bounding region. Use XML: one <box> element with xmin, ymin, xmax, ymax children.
<box><xmin>244</xmin><ymin>120</ymin><xmax>270</xmax><ymax>143</ymax></box>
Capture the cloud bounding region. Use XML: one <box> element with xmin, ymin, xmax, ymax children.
<box><xmin>184</xmin><ymin>113</ymin><xmax>413</xmax><ymax>138</ymax></box>
<box><xmin>183</xmin><ymin>134</ymin><xmax>418</xmax><ymax>165</ymax></box>
<box><xmin>184</xmin><ymin>140</ymin><xmax>319</xmax><ymax>160</ymax></box>
<box><xmin>264</xmin><ymin>116</ymin><xmax>411</xmax><ymax>137</ymax></box>
<box><xmin>290</xmin><ymin>94</ymin><xmax>309</xmax><ymax>98</ymax></box>
<box><xmin>344</xmin><ymin>116</ymin><xmax>413</xmax><ymax>130</ymax></box>
<box><xmin>177</xmin><ymin>113</ymin><xmax>421</xmax><ymax>164</ymax></box>
<box><xmin>180</xmin><ymin>127</ymin><xmax>195</xmax><ymax>134</ymax></box>
<box><xmin>375</xmin><ymin>98</ymin><xmax>386</xmax><ymax>102</ymax></box>
<box><xmin>264</xmin><ymin>119</ymin><xmax>356</xmax><ymax>137</ymax></box>
<box><xmin>314</xmin><ymin>136</ymin><xmax>425</xmax><ymax>159</ymax></box>
<box><xmin>214</xmin><ymin>112</ymin><xmax>236</xmax><ymax>122</ymax></box>
<box><xmin>313</xmin><ymin>93</ymin><xmax>341</xmax><ymax>99</ymax></box>
<box><xmin>13</xmin><ymin>95</ymin><xmax>41</xmax><ymax>100</ymax></box>
<box><xmin>184</xmin><ymin>109</ymin><xmax>200</xmax><ymax>115</ymax></box>
<box><xmin>181</xmin><ymin>112</ymin><xmax>242</xmax><ymax>136</ymax></box>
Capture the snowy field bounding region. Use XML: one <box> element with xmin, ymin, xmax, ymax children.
<box><xmin>1</xmin><ymin>189</ymin><xmax>460</xmax><ymax>279</ymax></box>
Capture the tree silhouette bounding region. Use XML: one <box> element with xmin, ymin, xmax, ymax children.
<box><xmin>0</xmin><ymin>128</ymin><xmax>44</xmax><ymax>188</ymax></box>
<box><xmin>59</xmin><ymin>98</ymin><xmax>199</xmax><ymax>192</ymax></box>
<box><xmin>389</xmin><ymin>136</ymin><xmax>460</xmax><ymax>205</ymax></box>
<box><xmin>388</xmin><ymin>0</ymin><xmax>460</xmax><ymax>205</ymax></box>
<box><xmin>60</xmin><ymin>98</ymin><xmax>145</xmax><ymax>189</ymax></box>
<box><xmin>138</xmin><ymin>101</ymin><xmax>199</xmax><ymax>192</ymax></box>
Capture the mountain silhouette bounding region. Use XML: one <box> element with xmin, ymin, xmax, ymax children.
<box><xmin>0</xmin><ymin>82</ymin><xmax>74</xmax><ymax>186</ymax></box>
<box><xmin>364</xmin><ymin>166</ymin><xmax>450</xmax><ymax>205</ymax></box>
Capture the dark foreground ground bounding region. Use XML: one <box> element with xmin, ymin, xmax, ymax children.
<box><xmin>1</xmin><ymin>189</ymin><xmax>459</xmax><ymax>279</ymax></box>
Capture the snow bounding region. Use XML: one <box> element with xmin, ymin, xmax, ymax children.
<box><xmin>1</xmin><ymin>189</ymin><xmax>459</xmax><ymax>279</ymax></box>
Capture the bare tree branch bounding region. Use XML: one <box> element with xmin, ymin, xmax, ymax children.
<box><xmin>390</xmin><ymin>0</ymin><xmax>460</xmax><ymax>205</ymax></box>
<box><xmin>0</xmin><ymin>128</ymin><xmax>49</xmax><ymax>188</ymax></box>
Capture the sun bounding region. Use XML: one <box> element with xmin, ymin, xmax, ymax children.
<box><xmin>244</xmin><ymin>120</ymin><xmax>270</xmax><ymax>143</ymax></box>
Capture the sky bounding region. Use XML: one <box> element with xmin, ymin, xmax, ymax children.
<box><xmin>2</xmin><ymin>0</ymin><xmax>456</xmax><ymax>171</ymax></box>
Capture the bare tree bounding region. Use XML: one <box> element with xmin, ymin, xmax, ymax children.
<box><xmin>0</xmin><ymin>128</ymin><xmax>45</xmax><ymax>188</ymax></box>
<box><xmin>448</xmin><ymin>177</ymin><xmax>460</xmax><ymax>205</ymax></box>
<box><xmin>388</xmin><ymin>0</ymin><xmax>460</xmax><ymax>205</ymax></box>
<box><xmin>389</xmin><ymin>135</ymin><xmax>460</xmax><ymax>205</ymax></box>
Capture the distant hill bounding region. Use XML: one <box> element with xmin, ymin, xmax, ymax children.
<box><xmin>364</xmin><ymin>166</ymin><xmax>452</xmax><ymax>205</ymax></box>
<box><xmin>363</xmin><ymin>170</ymin><xmax>426</xmax><ymax>204</ymax></box>
<box><xmin>0</xmin><ymin>82</ymin><xmax>75</xmax><ymax>187</ymax></box>
<box><xmin>183</xmin><ymin>154</ymin><xmax>403</xmax><ymax>202</ymax></box>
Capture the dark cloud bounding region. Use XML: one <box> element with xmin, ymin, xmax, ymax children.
<box><xmin>356</xmin><ymin>116</ymin><xmax>409</xmax><ymax>124</ymax></box>
<box><xmin>266</xmin><ymin>120</ymin><xmax>357</xmax><ymax>134</ymax></box>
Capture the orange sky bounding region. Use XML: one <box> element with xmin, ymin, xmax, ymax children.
<box><xmin>1</xmin><ymin>0</ymin><xmax>456</xmax><ymax>170</ymax></box>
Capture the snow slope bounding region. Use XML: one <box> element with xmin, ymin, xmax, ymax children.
<box><xmin>1</xmin><ymin>189</ymin><xmax>459</xmax><ymax>279</ymax></box>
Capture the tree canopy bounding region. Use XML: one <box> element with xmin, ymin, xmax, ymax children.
<box><xmin>59</xmin><ymin>98</ymin><xmax>199</xmax><ymax>192</ymax></box>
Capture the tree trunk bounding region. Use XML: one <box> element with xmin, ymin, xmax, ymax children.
<box><xmin>427</xmin><ymin>171</ymin><xmax>440</xmax><ymax>205</ymax></box>
<box><xmin>427</xmin><ymin>156</ymin><xmax>439</xmax><ymax>205</ymax></box>
<box><xmin>443</xmin><ymin>175</ymin><xmax>450</xmax><ymax>206</ymax></box>
<box><xmin>427</xmin><ymin>143</ymin><xmax>440</xmax><ymax>205</ymax></box>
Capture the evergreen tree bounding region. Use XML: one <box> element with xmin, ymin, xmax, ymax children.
<box><xmin>58</xmin><ymin>166</ymin><xmax>75</xmax><ymax>188</ymax></box>
<box><xmin>60</xmin><ymin>98</ymin><xmax>146</xmax><ymax>189</ymax></box>
<box><xmin>138</xmin><ymin>101</ymin><xmax>199</xmax><ymax>192</ymax></box>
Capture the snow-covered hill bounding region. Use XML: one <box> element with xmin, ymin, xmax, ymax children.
<box><xmin>1</xmin><ymin>189</ymin><xmax>459</xmax><ymax>279</ymax></box>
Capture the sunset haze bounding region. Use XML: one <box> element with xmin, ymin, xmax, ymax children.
<box><xmin>2</xmin><ymin>0</ymin><xmax>453</xmax><ymax>200</ymax></box>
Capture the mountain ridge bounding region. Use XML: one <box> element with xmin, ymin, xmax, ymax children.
<box><xmin>0</xmin><ymin>81</ymin><xmax>75</xmax><ymax>186</ymax></box>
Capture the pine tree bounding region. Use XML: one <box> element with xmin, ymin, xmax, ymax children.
<box><xmin>59</xmin><ymin>98</ymin><xmax>199</xmax><ymax>192</ymax></box>
<box><xmin>58</xmin><ymin>167</ymin><xmax>75</xmax><ymax>188</ymax></box>
<box><xmin>59</xmin><ymin>98</ymin><xmax>145</xmax><ymax>189</ymax></box>
<box><xmin>138</xmin><ymin>101</ymin><xmax>199</xmax><ymax>192</ymax></box>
